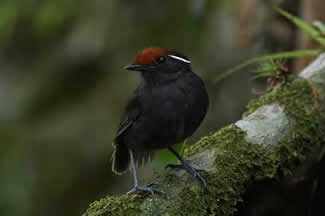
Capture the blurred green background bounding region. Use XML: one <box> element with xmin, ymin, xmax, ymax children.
<box><xmin>0</xmin><ymin>0</ymin><xmax>311</xmax><ymax>215</ymax></box>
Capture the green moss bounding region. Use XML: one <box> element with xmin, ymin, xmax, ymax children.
<box><xmin>184</xmin><ymin>125</ymin><xmax>281</xmax><ymax>215</ymax></box>
<box><xmin>84</xmin><ymin>77</ymin><xmax>325</xmax><ymax>216</ymax></box>
<box><xmin>182</xmin><ymin>77</ymin><xmax>323</xmax><ymax>215</ymax></box>
<box><xmin>244</xmin><ymin>77</ymin><xmax>325</xmax><ymax>172</ymax></box>
<box><xmin>184</xmin><ymin>125</ymin><xmax>245</xmax><ymax>157</ymax></box>
<box><xmin>244</xmin><ymin>76</ymin><xmax>312</xmax><ymax>117</ymax></box>
<box><xmin>83</xmin><ymin>195</ymin><xmax>143</xmax><ymax>216</ymax></box>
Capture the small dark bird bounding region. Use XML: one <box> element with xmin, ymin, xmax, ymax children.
<box><xmin>112</xmin><ymin>47</ymin><xmax>209</xmax><ymax>194</ymax></box>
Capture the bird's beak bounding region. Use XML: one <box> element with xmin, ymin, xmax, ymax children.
<box><xmin>124</xmin><ymin>64</ymin><xmax>146</xmax><ymax>71</ymax></box>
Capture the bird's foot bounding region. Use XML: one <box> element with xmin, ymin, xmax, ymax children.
<box><xmin>166</xmin><ymin>160</ymin><xmax>208</xmax><ymax>189</ymax></box>
<box><xmin>127</xmin><ymin>183</ymin><xmax>165</xmax><ymax>195</ymax></box>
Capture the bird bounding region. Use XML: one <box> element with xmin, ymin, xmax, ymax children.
<box><xmin>111</xmin><ymin>47</ymin><xmax>209</xmax><ymax>195</ymax></box>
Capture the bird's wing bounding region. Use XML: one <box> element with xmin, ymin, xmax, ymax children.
<box><xmin>114</xmin><ymin>96</ymin><xmax>141</xmax><ymax>142</ymax></box>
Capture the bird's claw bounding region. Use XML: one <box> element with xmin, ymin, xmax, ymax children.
<box><xmin>127</xmin><ymin>184</ymin><xmax>165</xmax><ymax>195</ymax></box>
<box><xmin>166</xmin><ymin>160</ymin><xmax>208</xmax><ymax>189</ymax></box>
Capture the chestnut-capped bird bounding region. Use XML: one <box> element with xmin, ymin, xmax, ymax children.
<box><xmin>112</xmin><ymin>47</ymin><xmax>209</xmax><ymax>194</ymax></box>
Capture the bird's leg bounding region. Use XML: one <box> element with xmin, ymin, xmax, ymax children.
<box><xmin>167</xmin><ymin>146</ymin><xmax>207</xmax><ymax>189</ymax></box>
<box><xmin>166</xmin><ymin>160</ymin><xmax>207</xmax><ymax>173</ymax></box>
<box><xmin>127</xmin><ymin>149</ymin><xmax>164</xmax><ymax>195</ymax></box>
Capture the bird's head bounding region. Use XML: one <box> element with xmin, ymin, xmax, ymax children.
<box><xmin>124</xmin><ymin>47</ymin><xmax>191</xmax><ymax>83</ymax></box>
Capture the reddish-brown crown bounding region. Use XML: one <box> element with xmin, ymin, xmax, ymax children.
<box><xmin>134</xmin><ymin>47</ymin><xmax>169</xmax><ymax>65</ymax></box>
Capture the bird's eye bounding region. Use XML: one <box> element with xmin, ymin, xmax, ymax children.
<box><xmin>156</xmin><ymin>56</ymin><xmax>166</xmax><ymax>64</ymax></box>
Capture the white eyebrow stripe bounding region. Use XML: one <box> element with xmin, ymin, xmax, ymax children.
<box><xmin>168</xmin><ymin>55</ymin><xmax>191</xmax><ymax>64</ymax></box>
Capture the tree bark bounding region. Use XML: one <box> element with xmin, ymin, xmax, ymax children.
<box><xmin>83</xmin><ymin>54</ymin><xmax>325</xmax><ymax>216</ymax></box>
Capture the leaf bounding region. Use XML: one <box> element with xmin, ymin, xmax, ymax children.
<box><xmin>214</xmin><ymin>49</ymin><xmax>322</xmax><ymax>82</ymax></box>
<box><xmin>274</xmin><ymin>6</ymin><xmax>325</xmax><ymax>46</ymax></box>
<box><xmin>313</xmin><ymin>21</ymin><xmax>325</xmax><ymax>34</ymax></box>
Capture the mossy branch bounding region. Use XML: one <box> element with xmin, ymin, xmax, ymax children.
<box><xmin>84</xmin><ymin>54</ymin><xmax>325</xmax><ymax>216</ymax></box>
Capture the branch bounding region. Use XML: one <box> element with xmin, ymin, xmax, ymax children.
<box><xmin>83</xmin><ymin>54</ymin><xmax>325</xmax><ymax>216</ymax></box>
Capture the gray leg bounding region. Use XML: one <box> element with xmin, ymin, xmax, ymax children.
<box><xmin>129</xmin><ymin>148</ymin><xmax>139</xmax><ymax>186</ymax></box>
<box><xmin>167</xmin><ymin>146</ymin><xmax>207</xmax><ymax>189</ymax></box>
<box><xmin>127</xmin><ymin>149</ymin><xmax>165</xmax><ymax>195</ymax></box>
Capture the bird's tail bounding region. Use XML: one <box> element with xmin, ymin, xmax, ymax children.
<box><xmin>112</xmin><ymin>143</ymin><xmax>130</xmax><ymax>175</ymax></box>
